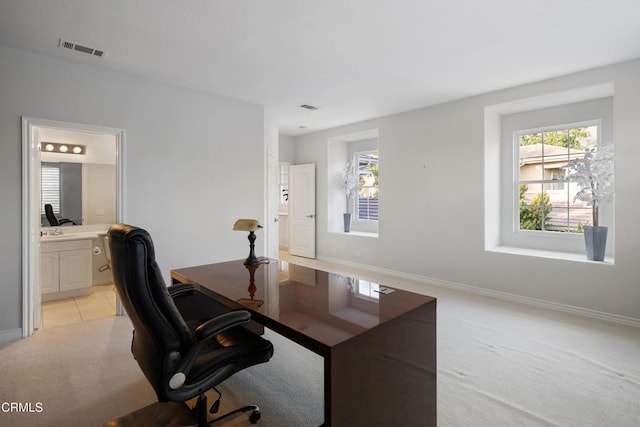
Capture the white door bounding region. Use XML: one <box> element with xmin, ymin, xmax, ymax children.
<box><xmin>289</xmin><ymin>163</ymin><xmax>316</xmax><ymax>258</ymax></box>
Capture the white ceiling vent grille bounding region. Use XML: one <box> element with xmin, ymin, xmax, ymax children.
<box><xmin>300</xmin><ymin>104</ymin><xmax>319</xmax><ymax>110</ymax></box>
<box><xmin>58</xmin><ymin>38</ymin><xmax>106</xmax><ymax>58</ymax></box>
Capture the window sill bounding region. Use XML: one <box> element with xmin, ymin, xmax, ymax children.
<box><xmin>487</xmin><ymin>245</ymin><xmax>614</xmax><ymax>265</ymax></box>
<box><xmin>330</xmin><ymin>230</ymin><xmax>379</xmax><ymax>238</ymax></box>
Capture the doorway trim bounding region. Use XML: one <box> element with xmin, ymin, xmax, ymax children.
<box><xmin>21</xmin><ymin>117</ymin><xmax>126</xmax><ymax>337</ymax></box>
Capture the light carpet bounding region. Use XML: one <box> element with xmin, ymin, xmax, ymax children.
<box><xmin>1</xmin><ymin>288</ymin><xmax>639</xmax><ymax>426</ymax></box>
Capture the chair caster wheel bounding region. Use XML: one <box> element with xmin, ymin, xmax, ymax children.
<box><xmin>249</xmin><ymin>409</ymin><xmax>261</xmax><ymax>424</ymax></box>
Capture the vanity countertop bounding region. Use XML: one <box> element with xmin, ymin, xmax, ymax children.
<box><xmin>40</xmin><ymin>231</ymin><xmax>103</xmax><ymax>243</ymax></box>
<box><xmin>40</xmin><ymin>224</ymin><xmax>112</xmax><ymax>243</ymax></box>
<box><xmin>40</xmin><ymin>230</ymin><xmax>109</xmax><ymax>243</ymax></box>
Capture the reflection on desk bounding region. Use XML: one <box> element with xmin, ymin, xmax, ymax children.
<box><xmin>172</xmin><ymin>259</ymin><xmax>432</xmax><ymax>348</ymax></box>
<box><xmin>171</xmin><ymin>259</ymin><xmax>437</xmax><ymax>426</ymax></box>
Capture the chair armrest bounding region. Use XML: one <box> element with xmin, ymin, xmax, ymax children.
<box><xmin>167</xmin><ymin>283</ymin><xmax>197</xmax><ymax>298</ymax></box>
<box><xmin>194</xmin><ymin>310</ymin><xmax>251</xmax><ymax>340</ymax></box>
<box><xmin>168</xmin><ymin>310</ymin><xmax>252</xmax><ymax>390</ymax></box>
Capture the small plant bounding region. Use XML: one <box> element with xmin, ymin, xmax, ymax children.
<box><xmin>563</xmin><ymin>145</ymin><xmax>614</xmax><ymax>227</ymax></box>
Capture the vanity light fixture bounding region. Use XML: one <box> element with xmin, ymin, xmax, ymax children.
<box><xmin>42</xmin><ymin>142</ymin><xmax>86</xmax><ymax>155</ymax></box>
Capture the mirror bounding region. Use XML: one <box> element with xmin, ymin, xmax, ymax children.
<box><xmin>38</xmin><ymin>128</ymin><xmax>116</xmax><ymax>227</ymax></box>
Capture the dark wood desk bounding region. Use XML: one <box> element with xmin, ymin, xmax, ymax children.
<box><xmin>171</xmin><ymin>259</ymin><xmax>436</xmax><ymax>426</ymax></box>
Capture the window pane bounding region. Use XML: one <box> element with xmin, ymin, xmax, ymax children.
<box><xmin>519</xmin><ymin>133</ymin><xmax>543</xmax><ymax>182</ymax></box>
<box><xmin>569</xmin><ymin>207</ymin><xmax>592</xmax><ymax>230</ymax></box>
<box><xmin>356</xmin><ymin>152</ymin><xmax>378</xmax><ymax>221</ymax></box>
<box><xmin>546</xmin><ymin>187</ymin><xmax>569</xmax><ymax>232</ymax></box>
<box><xmin>542</xmin><ymin>129</ymin><xmax>570</xmax><ymax>150</ymax></box>
<box><xmin>357</xmin><ymin>280</ymin><xmax>380</xmax><ymax>300</ymax></box>
<box><xmin>517</xmin><ymin>125</ymin><xmax>598</xmax><ymax>234</ymax></box>
<box><xmin>519</xmin><ymin>183</ymin><xmax>550</xmax><ymax>231</ymax></box>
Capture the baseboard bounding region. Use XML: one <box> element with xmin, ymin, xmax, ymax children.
<box><xmin>0</xmin><ymin>328</ymin><xmax>23</xmax><ymax>345</ymax></box>
<box><xmin>318</xmin><ymin>255</ymin><xmax>640</xmax><ymax>328</ymax></box>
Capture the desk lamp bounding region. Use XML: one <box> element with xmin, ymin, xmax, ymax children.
<box><xmin>233</xmin><ymin>219</ymin><xmax>263</xmax><ymax>265</ymax></box>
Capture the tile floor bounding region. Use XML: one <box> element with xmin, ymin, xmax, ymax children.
<box><xmin>40</xmin><ymin>283</ymin><xmax>117</xmax><ymax>329</ymax></box>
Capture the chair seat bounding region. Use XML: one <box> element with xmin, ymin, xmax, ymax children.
<box><xmin>187</xmin><ymin>321</ymin><xmax>273</xmax><ymax>385</ymax></box>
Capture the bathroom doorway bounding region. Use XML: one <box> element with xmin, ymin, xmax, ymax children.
<box><xmin>21</xmin><ymin>117</ymin><xmax>125</xmax><ymax>337</ymax></box>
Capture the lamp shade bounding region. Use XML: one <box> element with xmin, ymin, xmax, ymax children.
<box><xmin>233</xmin><ymin>219</ymin><xmax>262</xmax><ymax>232</ymax></box>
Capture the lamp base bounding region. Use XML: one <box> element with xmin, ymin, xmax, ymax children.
<box><xmin>244</xmin><ymin>231</ymin><xmax>261</xmax><ymax>265</ymax></box>
<box><xmin>243</xmin><ymin>255</ymin><xmax>260</xmax><ymax>265</ymax></box>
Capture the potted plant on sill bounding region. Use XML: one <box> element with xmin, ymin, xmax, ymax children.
<box><xmin>335</xmin><ymin>160</ymin><xmax>358</xmax><ymax>232</ymax></box>
<box><xmin>564</xmin><ymin>144</ymin><xmax>614</xmax><ymax>261</ymax></box>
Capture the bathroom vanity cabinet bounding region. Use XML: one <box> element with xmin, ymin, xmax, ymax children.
<box><xmin>40</xmin><ymin>238</ymin><xmax>93</xmax><ymax>302</ymax></box>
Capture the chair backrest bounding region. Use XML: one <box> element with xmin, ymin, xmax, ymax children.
<box><xmin>44</xmin><ymin>204</ymin><xmax>59</xmax><ymax>226</ymax></box>
<box><xmin>107</xmin><ymin>224</ymin><xmax>193</xmax><ymax>399</ymax></box>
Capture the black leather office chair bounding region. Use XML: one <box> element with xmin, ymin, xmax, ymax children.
<box><xmin>108</xmin><ymin>224</ymin><xmax>273</xmax><ymax>426</ymax></box>
<box><xmin>44</xmin><ymin>203</ymin><xmax>73</xmax><ymax>226</ymax></box>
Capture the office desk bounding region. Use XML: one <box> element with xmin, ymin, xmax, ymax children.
<box><xmin>171</xmin><ymin>259</ymin><xmax>436</xmax><ymax>426</ymax></box>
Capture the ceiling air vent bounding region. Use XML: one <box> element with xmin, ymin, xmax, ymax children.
<box><xmin>58</xmin><ymin>38</ymin><xmax>107</xmax><ymax>58</ymax></box>
<box><xmin>300</xmin><ymin>104</ymin><xmax>319</xmax><ymax>110</ymax></box>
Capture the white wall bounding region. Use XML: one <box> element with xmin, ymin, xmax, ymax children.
<box><xmin>295</xmin><ymin>59</ymin><xmax>640</xmax><ymax>322</ymax></box>
<box><xmin>0</xmin><ymin>45</ymin><xmax>266</xmax><ymax>336</ymax></box>
<box><xmin>279</xmin><ymin>134</ymin><xmax>296</xmax><ymax>163</ymax></box>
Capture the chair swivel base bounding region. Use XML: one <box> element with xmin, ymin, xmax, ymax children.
<box><xmin>193</xmin><ymin>392</ymin><xmax>261</xmax><ymax>426</ymax></box>
<box><xmin>209</xmin><ymin>405</ymin><xmax>261</xmax><ymax>425</ymax></box>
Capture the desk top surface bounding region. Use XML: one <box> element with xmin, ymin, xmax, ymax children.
<box><xmin>171</xmin><ymin>259</ymin><xmax>435</xmax><ymax>352</ymax></box>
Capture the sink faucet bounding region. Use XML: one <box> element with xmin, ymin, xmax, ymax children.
<box><xmin>41</xmin><ymin>228</ymin><xmax>64</xmax><ymax>237</ymax></box>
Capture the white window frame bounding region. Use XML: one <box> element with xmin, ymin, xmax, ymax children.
<box><xmin>327</xmin><ymin>128</ymin><xmax>379</xmax><ymax>236</ymax></box>
<box><xmin>491</xmin><ymin>94</ymin><xmax>614</xmax><ymax>259</ymax></box>
<box><xmin>513</xmin><ymin>120</ymin><xmax>601</xmax><ymax>235</ymax></box>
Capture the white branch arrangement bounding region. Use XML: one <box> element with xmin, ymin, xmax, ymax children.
<box><xmin>335</xmin><ymin>160</ymin><xmax>358</xmax><ymax>211</ymax></box>
<box><xmin>564</xmin><ymin>144</ymin><xmax>614</xmax><ymax>227</ymax></box>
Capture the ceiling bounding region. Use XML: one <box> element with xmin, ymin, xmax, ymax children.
<box><xmin>1</xmin><ymin>1</ymin><xmax>639</xmax><ymax>136</ymax></box>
